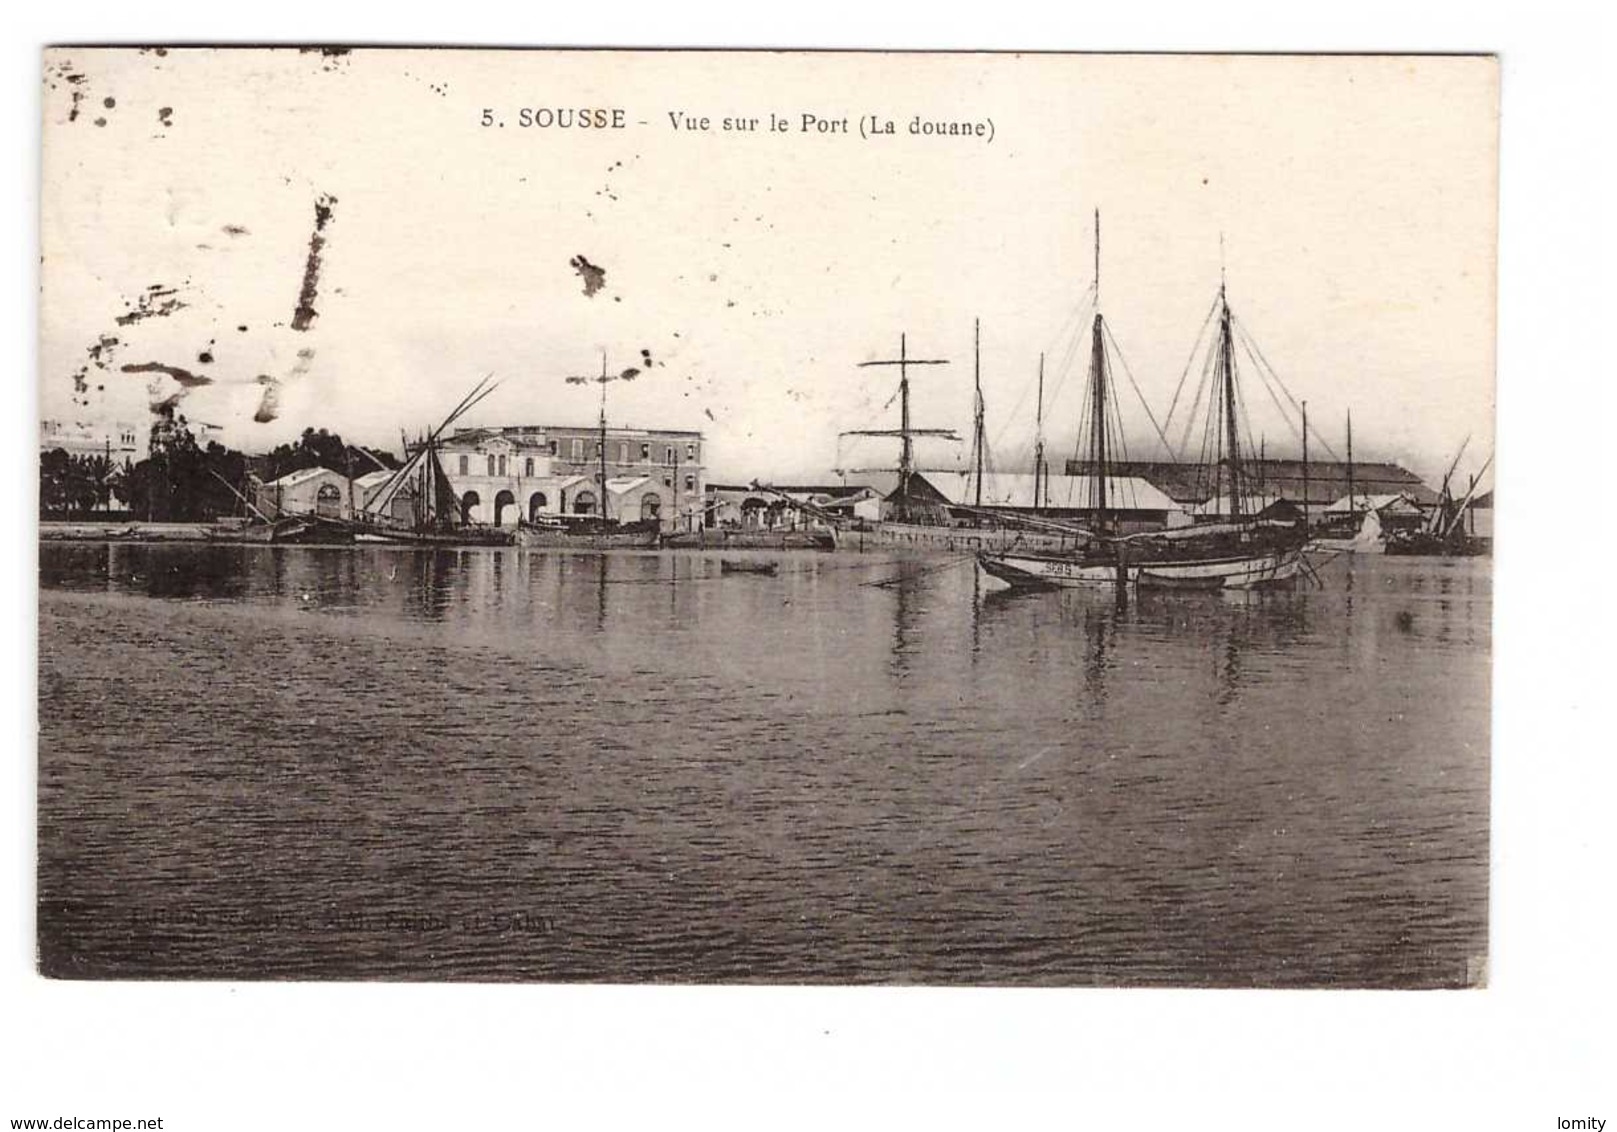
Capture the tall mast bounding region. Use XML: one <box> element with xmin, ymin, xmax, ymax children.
<box><xmin>1301</xmin><ymin>399</ymin><xmax>1311</xmax><ymax>528</ymax></box>
<box><xmin>1090</xmin><ymin>311</ymin><xmax>1109</xmax><ymax>525</ymax></box>
<box><xmin>971</xmin><ymin>318</ymin><xmax>985</xmax><ymax>508</ymax></box>
<box><xmin>1346</xmin><ymin>408</ymin><xmax>1355</xmax><ymax>518</ymax></box>
<box><xmin>1219</xmin><ymin>286</ymin><xmax>1242</xmax><ymax>521</ymax></box>
<box><xmin>1089</xmin><ymin>211</ymin><xmax>1109</xmax><ymax>529</ymax></box>
<box><xmin>419</xmin><ymin>432</ymin><xmax>429</xmax><ymax>528</ymax></box>
<box><xmin>1033</xmin><ymin>352</ymin><xmax>1046</xmax><ymax>511</ymax></box>
<box><xmin>1432</xmin><ymin>436</ymin><xmax>1471</xmax><ymax>534</ymax></box>
<box><xmin>850</xmin><ymin>336</ymin><xmax>952</xmax><ymax>515</ymax></box>
<box><xmin>599</xmin><ymin>351</ymin><xmax>610</xmax><ymax>522</ymax></box>
<box><xmin>899</xmin><ymin>333</ymin><xmax>912</xmax><ymax>496</ymax></box>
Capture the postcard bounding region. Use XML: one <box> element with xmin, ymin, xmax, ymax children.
<box><xmin>37</xmin><ymin>48</ymin><xmax>1497</xmax><ymax>986</ymax></box>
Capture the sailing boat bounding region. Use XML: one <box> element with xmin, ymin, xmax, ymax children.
<box><xmin>1385</xmin><ymin>442</ymin><xmax>1491</xmax><ymax>557</ymax></box>
<box><xmin>837</xmin><ymin>331</ymin><xmax>959</xmax><ymax>538</ymax></box>
<box><xmin>515</xmin><ymin>352</ymin><xmax>662</xmax><ymax>548</ymax></box>
<box><xmin>353</xmin><ymin>376</ymin><xmax>518</xmax><ymax>546</ymax></box>
<box><xmin>832</xmin><ymin>326</ymin><xmax>1080</xmax><ymax>552</ymax></box>
<box><xmin>978</xmin><ymin>219</ymin><xmax>1309</xmax><ymax>591</ymax></box>
<box><xmin>1307</xmin><ymin>410</ymin><xmax>1388</xmax><ymax>554</ymax></box>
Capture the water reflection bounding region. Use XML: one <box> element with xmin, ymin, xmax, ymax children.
<box><xmin>37</xmin><ymin>544</ymin><xmax>1490</xmax><ymax>987</ymax></box>
<box><xmin>403</xmin><ymin>551</ymin><xmax>459</xmax><ymax>621</ymax></box>
<box><xmin>883</xmin><ymin>561</ymin><xmax>924</xmax><ymax>680</ymax></box>
<box><xmin>1081</xmin><ymin>603</ymin><xmax>1114</xmax><ymax>707</ymax></box>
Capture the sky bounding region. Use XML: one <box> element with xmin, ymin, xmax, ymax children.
<box><xmin>39</xmin><ymin>49</ymin><xmax>1498</xmax><ymax>487</ymax></box>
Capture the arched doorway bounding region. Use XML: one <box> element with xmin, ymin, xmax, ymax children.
<box><xmin>640</xmin><ymin>494</ymin><xmax>662</xmax><ymax>522</ymax></box>
<box><xmin>493</xmin><ymin>489</ymin><xmax>516</xmax><ymax>527</ymax></box>
<box><xmin>460</xmin><ymin>490</ymin><xmax>481</xmax><ymax>524</ymax></box>
<box><xmin>528</xmin><ymin>492</ymin><xmax>548</xmax><ymax>521</ymax></box>
<box><xmin>573</xmin><ymin>490</ymin><xmax>597</xmax><ymax>516</ymax></box>
<box><xmin>315</xmin><ymin>482</ymin><xmax>343</xmax><ymax>519</ymax></box>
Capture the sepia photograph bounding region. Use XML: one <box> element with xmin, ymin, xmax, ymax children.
<box><xmin>33</xmin><ymin>47</ymin><xmax>1500</xmax><ymax>989</ymax></box>
<box><xmin>14</xmin><ymin>5</ymin><xmax>1617</xmax><ymax>1123</ymax></box>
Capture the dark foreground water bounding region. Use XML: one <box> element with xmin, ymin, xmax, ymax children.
<box><xmin>37</xmin><ymin>544</ymin><xmax>1489</xmax><ymax>986</ymax></box>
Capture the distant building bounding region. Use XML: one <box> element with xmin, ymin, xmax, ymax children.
<box><xmin>1065</xmin><ymin>458</ymin><xmax>1439</xmax><ymax>521</ymax></box>
<box><xmin>1321</xmin><ymin>492</ymin><xmax>1427</xmax><ymax>533</ymax></box>
<box><xmin>39</xmin><ymin>419</ymin><xmax>140</xmax><ymax>460</ymax></box>
<box><xmin>742</xmin><ymin>471</ymin><xmax>1186</xmax><ymax>534</ymax></box>
<box><xmin>354</xmin><ymin>468</ymin><xmax>421</xmax><ymax>525</ymax></box>
<box><xmin>252</xmin><ymin>466</ymin><xmax>354</xmax><ymax>520</ymax></box>
<box><xmin>704</xmin><ymin>484</ymin><xmax>865</xmax><ymax>531</ymax></box>
<box><xmin>190</xmin><ymin>421</ymin><xmax>225</xmax><ymax>448</ymax></box>
<box><xmin>426</xmin><ymin>424</ymin><xmax>705</xmax><ymax>531</ymax></box>
<box><xmin>1189</xmin><ymin>492</ymin><xmax>1286</xmax><ymax>520</ymax></box>
<box><xmin>821</xmin><ymin>486</ymin><xmax>884</xmax><ymax>524</ymax></box>
<box><xmin>930</xmin><ymin>470</ymin><xmax>1188</xmax><ymax>533</ymax></box>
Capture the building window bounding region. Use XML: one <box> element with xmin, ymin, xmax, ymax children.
<box><xmin>663</xmin><ymin>476</ymin><xmax>673</xmax><ymax>488</ymax></box>
<box><xmin>459</xmin><ymin>454</ymin><xmax>469</xmax><ymax>475</ymax></box>
<box><xmin>685</xmin><ymin>444</ymin><xmax>695</xmax><ymax>461</ymax></box>
<box><xmin>685</xmin><ymin>474</ymin><xmax>695</xmax><ymax>491</ymax></box>
<box><xmin>640</xmin><ymin>443</ymin><xmax>650</xmax><ymax>461</ymax></box>
<box><xmin>549</xmin><ymin>440</ymin><xmax>559</xmax><ymax>456</ymax></box>
<box><xmin>665</xmin><ymin>447</ymin><xmax>675</xmax><ymax>465</ymax></box>
<box><xmin>619</xmin><ymin>442</ymin><xmax>630</xmax><ymax>463</ymax></box>
<box><xmin>487</xmin><ymin>455</ymin><xmax>496</xmax><ymax>476</ymax></box>
<box><xmin>571</xmin><ymin>439</ymin><xmax>582</xmax><ymax>460</ymax></box>
<box><xmin>524</xmin><ymin>457</ymin><xmax>534</xmax><ymax>477</ymax></box>
<box><xmin>595</xmin><ymin>441</ymin><xmax>604</xmax><ymax>457</ymax></box>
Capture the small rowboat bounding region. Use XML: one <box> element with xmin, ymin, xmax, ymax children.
<box><xmin>720</xmin><ymin>559</ymin><xmax>779</xmax><ymax>576</ymax></box>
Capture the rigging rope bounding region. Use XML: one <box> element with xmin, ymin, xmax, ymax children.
<box><xmin>1103</xmin><ymin>320</ymin><xmax>1176</xmax><ymax>463</ymax></box>
<box><xmin>860</xmin><ymin>552</ymin><xmax>977</xmax><ymax>588</ymax></box>
<box><xmin>1176</xmin><ymin>336</ymin><xmax>1220</xmax><ymax>461</ymax></box>
<box><xmin>1240</xmin><ymin>333</ymin><xmax>1309</xmax><ymax>453</ymax></box>
<box><xmin>1235</xmin><ymin>354</ymin><xmax>1262</xmax><ymax>501</ymax></box>
<box><xmin>988</xmin><ymin>283</ymin><xmax>1094</xmax><ymax>456</ymax></box>
<box><xmin>1231</xmin><ymin>314</ymin><xmax>1342</xmax><ymax>464</ymax></box>
<box><xmin>1160</xmin><ymin>291</ymin><xmax>1225</xmax><ymax>443</ymax></box>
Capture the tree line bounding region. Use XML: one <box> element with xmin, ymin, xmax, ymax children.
<box><xmin>39</xmin><ymin>410</ymin><xmax>400</xmax><ymax>522</ymax></box>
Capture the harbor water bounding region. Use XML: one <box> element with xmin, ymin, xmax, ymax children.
<box><xmin>37</xmin><ymin>544</ymin><xmax>1490</xmax><ymax>986</ymax></box>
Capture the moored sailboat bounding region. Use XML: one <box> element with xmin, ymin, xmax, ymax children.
<box><xmin>979</xmin><ymin>218</ymin><xmax>1309</xmax><ymax>591</ymax></box>
<box><xmin>514</xmin><ymin>352</ymin><xmax>662</xmax><ymax>549</ymax></box>
<box><xmin>835</xmin><ymin>325</ymin><xmax>1085</xmax><ymax>553</ymax></box>
<box><xmin>353</xmin><ymin>376</ymin><xmax>518</xmax><ymax>546</ymax></box>
<box><xmin>1384</xmin><ymin>442</ymin><xmax>1491</xmax><ymax>557</ymax></box>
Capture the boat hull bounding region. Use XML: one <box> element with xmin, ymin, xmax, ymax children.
<box><xmin>719</xmin><ymin>559</ymin><xmax>779</xmax><ymax>576</ymax></box>
<box><xmin>861</xmin><ymin>522</ymin><xmax>1083</xmax><ymax>555</ymax></box>
<box><xmin>513</xmin><ymin>527</ymin><xmax>659</xmax><ymax>549</ymax></box>
<box><xmin>210</xmin><ymin>516</ymin><xmax>354</xmax><ymax>544</ymax></box>
<box><xmin>663</xmin><ymin>529</ymin><xmax>835</xmax><ymax>550</ymax></box>
<box><xmin>979</xmin><ymin>546</ymin><xmax>1306</xmax><ymax>591</ymax></box>
<box><xmin>351</xmin><ymin>524</ymin><xmax>515</xmax><ymax>546</ymax></box>
<box><xmin>1307</xmin><ymin>537</ymin><xmax>1385</xmax><ymax>555</ymax></box>
<box><xmin>1383</xmin><ymin>532</ymin><xmax>1488</xmax><ymax>557</ymax></box>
